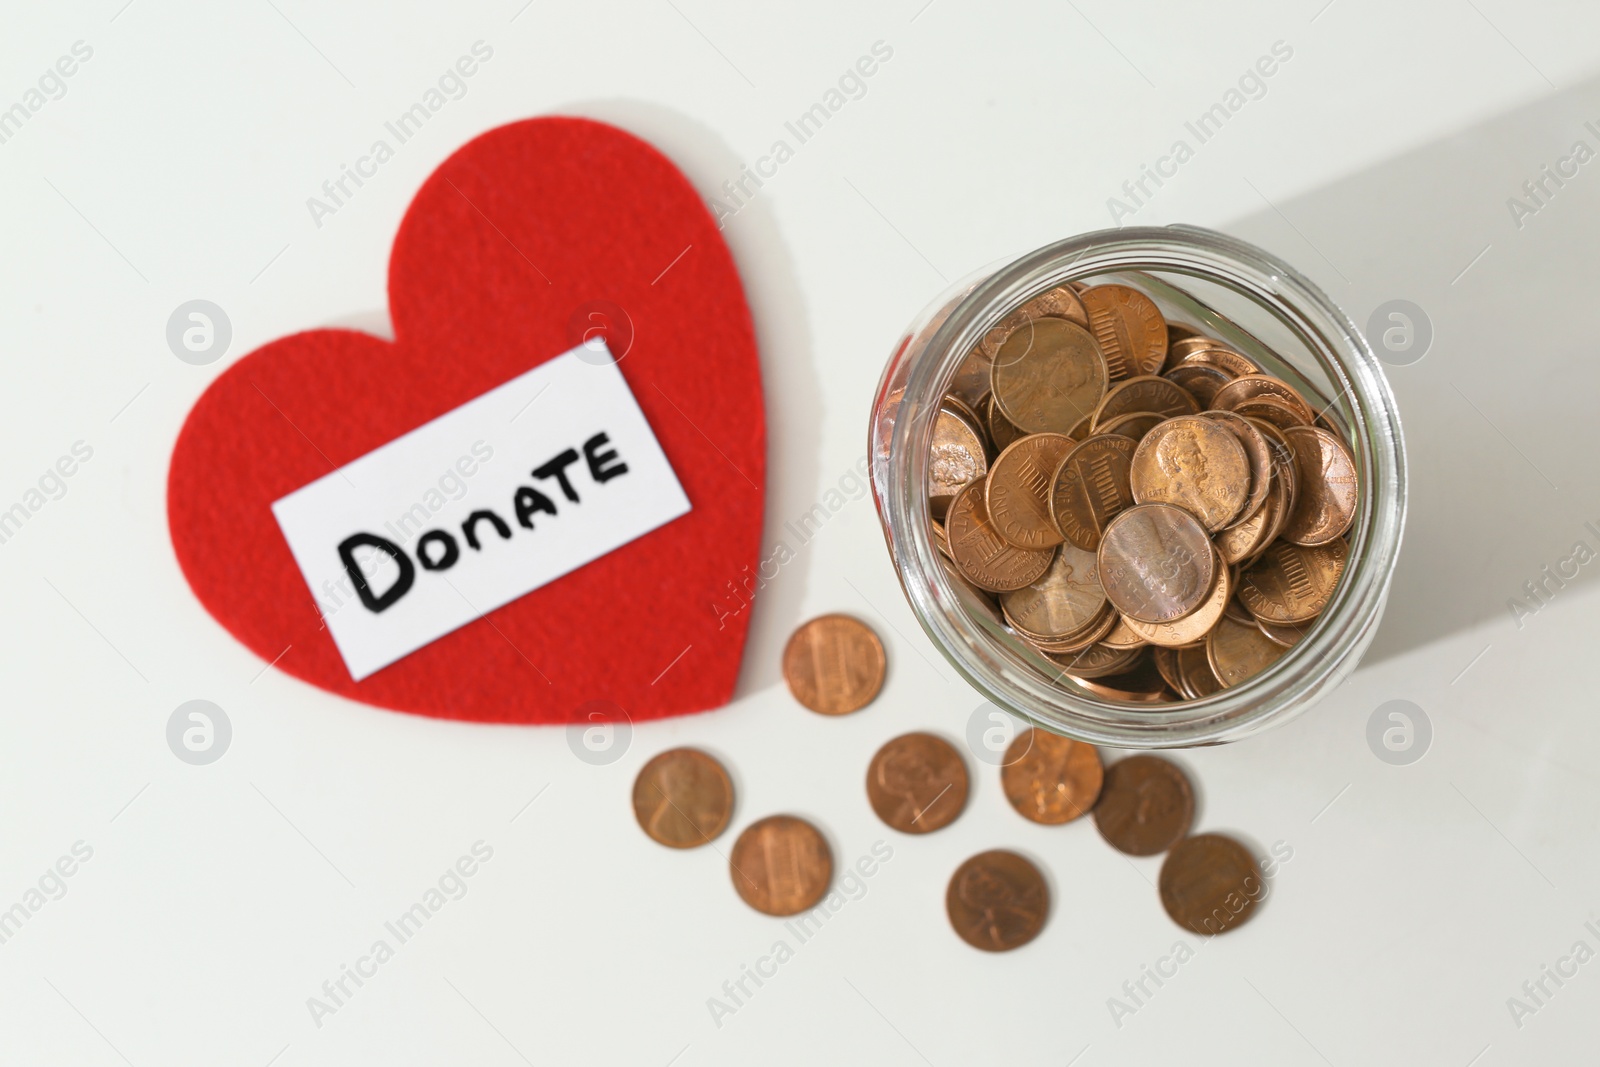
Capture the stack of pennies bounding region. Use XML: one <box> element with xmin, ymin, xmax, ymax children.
<box><xmin>933</xmin><ymin>279</ymin><xmax>1358</xmax><ymax>702</ymax></box>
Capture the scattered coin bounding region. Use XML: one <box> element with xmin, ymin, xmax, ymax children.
<box><xmin>1158</xmin><ymin>833</ymin><xmax>1261</xmax><ymax>935</ymax></box>
<box><xmin>632</xmin><ymin>748</ymin><xmax>735</xmax><ymax>849</ymax></box>
<box><xmin>730</xmin><ymin>815</ymin><xmax>834</xmax><ymax>916</ymax></box>
<box><xmin>1001</xmin><ymin>728</ymin><xmax>1104</xmax><ymax>824</ymax></box>
<box><xmin>946</xmin><ymin>479</ymin><xmax>1056</xmax><ymax>592</ymax></box>
<box><xmin>1094</xmin><ymin>755</ymin><xmax>1195</xmax><ymax>855</ymax></box>
<box><xmin>867</xmin><ymin>732</ymin><xmax>969</xmax><ymax>834</ymax></box>
<box><xmin>783</xmin><ymin>614</ymin><xmax>887</xmax><ymax>715</ymax></box>
<box><xmin>946</xmin><ymin>849</ymin><xmax>1050</xmax><ymax>951</ymax></box>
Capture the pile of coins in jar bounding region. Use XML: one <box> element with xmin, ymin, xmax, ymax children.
<box><xmin>630</xmin><ymin>615</ymin><xmax>1271</xmax><ymax>951</ymax></box>
<box><xmin>930</xmin><ymin>280</ymin><xmax>1358</xmax><ymax>701</ymax></box>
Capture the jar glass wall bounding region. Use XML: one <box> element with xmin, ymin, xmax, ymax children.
<box><xmin>868</xmin><ymin>226</ymin><xmax>1407</xmax><ymax>748</ymax></box>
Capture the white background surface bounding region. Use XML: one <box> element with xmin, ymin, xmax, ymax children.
<box><xmin>3</xmin><ymin>1</ymin><xmax>1600</xmax><ymax>1064</ymax></box>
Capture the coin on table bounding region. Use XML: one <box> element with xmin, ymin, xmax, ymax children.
<box><xmin>946</xmin><ymin>479</ymin><xmax>1056</xmax><ymax>592</ymax></box>
<box><xmin>990</xmin><ymin>318</ymin><xmax>1109</xmax><ymax>435</ymax></box>
<box><xmin>946</xmin><ymin>849</ymin><xmax>1050</xmax><ymax>951</ymax></box>
<box><xmin>1237</xmin><ymin>539</ymin><xmax>1347</xmax><ymax>624</ymax></box>
<box><xmin>1097</xmin><ymin>503</ymin><xmax>1216</xmax><ymax>624</ymax></box>
<box><xmin>998</xmin><ymin>544</ymin><xmax>1106</xmax><ymax>643</ymax></box>
<box><xmin>986</xmin><ymin>433</ymin><xmax>1075</xmax><ymax>549</ymax></box>
<box><xmin>783</xmin><ymin>614</ymin><xmax>886</xmax><ymax>715</ymax></box>
<box><xmin>867</xmin><ymin>732</ymin><xmax>969</xmax><ymax>834</ymax></box>
<box><xmin>730</xmin><ymin>815</ymin><xmax>833</xmax><ymax>916</ymax></box>
<box><xmin>633</xmin><ymin>748</ymin><xmax>735</xmax><ymax>849</ymax></box>
<box><xmin>929</xmin><ymin>405</ymin><xmax>988</xmax><ymax>518</ymax></box>
<box><xmin>1130</xmin><ymin>415</ymin><xmax>1252</xmax><ymax>531</ymax></box>
<box><xmin>1001</xmin><ymin>728</ymin><xmax>1104</xmax><ymax>824</ymax></box>
<box><xmin>1206</xmin><ymin>614</ymin><xmax>1288</xmax><ymax>688</ymax></box>
<box><xmin>1159</xmin><ymin>833</ymin><xmax>1262</xmax><ymax>935</ymax></box>
<box><xmin>987</xmin><ymin>392</ymin><xmax>1024</xmax><ymax>453</ymax></box>
<box><xmin>1120</xmin><ymin>548</ymin><xmax>1229</xmax><ymax>649</ymax></box>
<box><xmin>1080</xmin><ymin>284</ymin><xmax>1168</xmax><ymax>379</ymax></box>
<box><xmin>1049</xmin><ymin>433</ymin><xmax>1137</xmax><ymax>551</ymax></box>
<box><xmin>1094</xmin><ymin>755</ymin><xmax>1195</xmax><ymax>856</ymax></box>
<box><xmin>1090</xmin><ymin>375</ymin><xmax>1200</xmax><ymax>430</ymax></box>
<box><xmin>1280</xmin><ymin>425</ymin><xmax>1357</xmax><ymax>546</ymax></box>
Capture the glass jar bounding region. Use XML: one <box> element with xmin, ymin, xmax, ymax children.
<box><xmin>868</xmin><ymin>225</ymin><xmax>1407</xmax><ymax>748</ymax></box>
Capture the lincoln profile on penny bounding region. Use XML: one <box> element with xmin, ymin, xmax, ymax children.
<box><xmin>339</xmin><ymin>430</ymin><xmax>630</xmax><ymax>613</ymax></box>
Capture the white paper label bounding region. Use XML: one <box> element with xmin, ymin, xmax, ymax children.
<box><xmin>271</xmin><ymin>342</ymin><xmax>690</xmax><ymax>681</ymax></box>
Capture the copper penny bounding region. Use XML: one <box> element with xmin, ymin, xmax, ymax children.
<box><xmin>986</xmin><ymin>392</ymin><xmax>1023</xmax><ymax>452</ymax></box>
<box><xmin>978</xmin><ymin>286</ymin><xmax>1090</xmax><ymax>361</ymax></box>
<box><xmin>1237</xmin><ymin>539</ymin><xmax>1347</xmax><ymax>624</ymax></box>
<box><xmin>1163</xmin><ymin>362</ymin><xmax>1232</xmax><ymax>407</ymax></box>
<box><xmin>1001</xmin><ymin>728</ymin><xmax>1104</xmax><ymax>824</ymax></box>
<box><xmin>940</xmin><ymin>554</ymin><xmax>1005</xmax><ymax>627</ymax></box>
<box><xmin>946</xmin><ymin>850</ymin><xmax>1049</xmax><ymax>952</ymax></box>
<box><xmin>1176</xmin><ymin>343</ymin><xmax>1260</xmax><ymax>378</ymax></box>
<box><xmin>867</xmin><ymin>732</ymin><xmax>969</xmax><ymax>834</ymax></box>
<box><xmin>1080</xmin><ymin>283</ymin><xmax>1168</xmax><ymax>379</ymax></box>
<box><xmin>1090</xmin><ymin>375</ymin><xmax>1200</xmax><ymax>430</ymax></box>
<box><xmin>1130</xmin><ymin>415</ymin><xmax>1252</xmax><ymax>531</ymax></box>
<box><xmin>946</xmin><ymin>479</ymin><xmax>1055</xmax><ymax>592</ymax></box>
<box><xmin>1206</xmin><ymin>614</ymin><xmax>1287</xmax><ymax>688</ymax></box>
<box><xmin>1232</xmin><ymin>394</ymin><xmax>1311</xmax><ymax>430</ymax></box>
<box><xmin>929</xmin><ymin>405</ymin><xmax>988</xmax><ymax>517</ymax></box>
<box><xmin>990</xmin><ymin>318</ymin><xmax>1109</xmax><ymax>435</ymax></box>
<box><xmin>1049</xmin><ymin>433</ymin><xmax>1137</xmax><ymax>551</ymax></box>
<box><xmin>1097</xmin><ymin>504</ymin><xmax>1216</xmax><ymax>624</ymax></box>
<box><xmin>1176</xmin><ymin>644</ymin><xmax>1222</xmax><ymax>698</ymax></box>
<box><xmin>1094</xmin><ymin>755</ymin><xmax>1194</xmax><ymax>856</ymax></box>
<box><xmin>986</xmin><ymin>433</ymin><xmax>1074</xmax><ymax>549</ymax></box>
<box><xmin>1211</xmin><ymin>374</ymin><xmax>1316</xmax><ymax>423</ymax></box>
<box><xmin>1199</xmin><ymin>409</ymin><xmax>1273</xmax><ymax>528</ymax></box>
<box><xmin>948</xmin><ymin>346</ymin><xmax>994</xmax><ymax>412</ymax></box>
<box><xmin>1026</xmin><ymin>603</ymin><xmax>1117</xmax><ymax>654</ymax></box>
<box><xmin>998</xmin><ymin>543</ymin><xmax>1106</xmax><ymax>642</ymax></box>
<box><xmin>1152</xmin><ymin>646</ymin><xmax>1185</xmax><ymax>693</ymax></box>
<box><xmin>1280</xmin><ymin>425</ymin><xmax>1357</xmax><ymax>546</ymax></box>
<box><xmin>1120</xmin><ymin>549</ymin><xmax>1230</xmax><ymax>649</ymax></box>
<box><xmin>1257</xmin><ymin>616</ymin><xmax>1312</xmax><ymax>648</ymax></box>
<box><xmin>782</xmin><ymin>614</ymin><xmax>886</xmax><ymax>715</ymax></box>
<box><xmin>729</xmin><ymin>815</ymin><xmax>833</xmax><ymax>916</ymax></box>
<box><xmin>1045</xmin><ymin>641</ymin><xmax>1141</xmax><ymax>678</ymax></box>
<box><xmin>632</xmin><ymin>748</ymin><xmax>735</xmax><ymax>849</ymax></box>
<box><xmin>1099</xmin><ymin>613</ymin><xmax>1146</xmax><ymax>651</ymax></box>
<box><xmin>1069</xmin><ymin>653</ymin><xmax>1172</xmax><ymax>702</ymax></box>
<box><xmin>1159</xmin><ymin>833</ymin><xmax>1262</xmax><ymax>935</ymax></box>
<box><xmin>1097</xmin><ymin>411</ymin><xmax>1165</xmax><ymax>441</ymax></box>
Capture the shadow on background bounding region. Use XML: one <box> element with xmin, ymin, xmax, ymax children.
<box><xmin>1221</xmin><ymin>73</ymin><xmax>1600</xmax><ymax>668</ymax></box>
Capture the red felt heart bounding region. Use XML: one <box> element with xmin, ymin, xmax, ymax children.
<box><xmin>167</xmin><ymin>118</ymin><xmax>764</xmax><ymax>724</ymax></box>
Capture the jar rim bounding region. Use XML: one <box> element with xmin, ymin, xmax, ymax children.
<box><xmin>873</xmin><ymin>225</ymin><xmax>1407</xmax><ymax>747</ymax></box>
